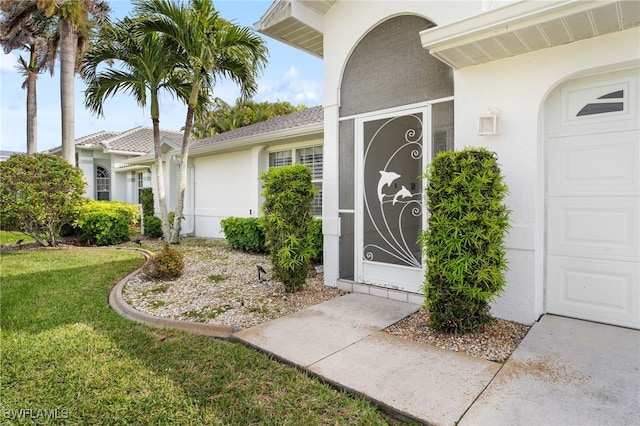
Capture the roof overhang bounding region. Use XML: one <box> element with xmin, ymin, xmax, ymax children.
<box><xmin>255</xmin><ymin>0</ymin><xmax>336</xmax><ymax>58</ymax></box>
<box><xmin>188</xmin><ymin>122</ymin><xmax>324</xmax><ymax>158</ymax></box>
<box><xmin>420</xmin><ymin>0</ymin><xmax>640</xmax><ymax>69</ymax></box>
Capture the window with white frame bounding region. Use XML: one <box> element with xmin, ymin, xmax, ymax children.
<box><xmin>269</xmin><ymin>146</ymin><xmax>323</xmax><ymax>216</ymax></box>
<box><xmin>96</xmin><ymin>165</ymin><xmax>110</xmax><ymax>201</ymax></box>
<box><xmin>137</xmin><ymin>172</ymin><xmax>144</xmax><ymax>204</ymax></box>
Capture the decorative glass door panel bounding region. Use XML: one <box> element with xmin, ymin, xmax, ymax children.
<box><xmin>358</xmin><ymin>109</ymin><xmax>427</xmax><ymax>293</ymax></box>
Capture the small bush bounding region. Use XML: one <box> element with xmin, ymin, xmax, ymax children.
<box><xmin>140</xmin><ymin>187</ymin><xmax>154</xmax><ymax>218</ymax></box>
<box><xmin>74</xmin><ymin>200</ymin><xmax>139</xmax><ymax>246</ymax></box>
<box><xmin>421</xmin><ymin>147</ymin><xmax>510</xmax><ymax>334</ymax></box>
<box><xmin>144</xmin><ymin>245</ymin><xmax>184</xmax><ymax>279</ymax></box>
<box><xmin>220</xmin><ymin>217</ymin><xmax>266</xmax><ymax>253</ymax></box>
<box><xmin>144</xmin><ymin>216</ymin><xmax>163</xmax><ymax>238</ymax></box>
<box><xmin>262</xmin><ymin>164</ymin><xmax>316</xmax><ymax>292</ymax></box>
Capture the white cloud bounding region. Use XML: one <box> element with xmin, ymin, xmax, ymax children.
<box><xmin>256</xmin><ymin>66</ymin><xmax>321</xmax><ymax>105</ymax></box>
<box><xmin>0</xmin><ymin>51</ymin><xmax>19</xmax><ymax>73</ymax></box>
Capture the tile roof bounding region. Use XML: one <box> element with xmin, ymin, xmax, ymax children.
<box><xmin>191</xmin><ymin>105</ymin><xmax>324</xmax><ymax>149</ymax></box>
<box><xmin>74</xmin><ymin>127</ymin><xmax>182</xmax><ymax>154</ymax></box>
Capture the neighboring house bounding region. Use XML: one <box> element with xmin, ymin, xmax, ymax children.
<box><xmin>0</xmin><ymin>150</ymin><xmax>22</xmax><ymax>161</ymax></box>
<box><xmin>254</xmin><ymin>0</ymin><xmax>640</xmax><ymax>329</ymax></box>
<box><xmin>123</xmin><ymin>106</ymin><xmax>324</xmax><ymax>238</ymax></box>
<box><xmin>46</xmin><ymin>127</ymin><xmax>182</xmax><ymax>205</ymax></box>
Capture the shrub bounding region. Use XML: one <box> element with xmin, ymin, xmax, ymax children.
<box><xmin>144</xmin><ymin>245</ymin><xmax>184</xmax><ymax>279</ymax></box>
<box><xmin>420</xmin><ymin>147</ymin><xmax>510</xmax><ymax>334</ymax></box>
<box><xmin>144</xmin><ymin>216</ymin><xmax>163</xmax><ymax>238</ymax></box>
<box><xmin>262</xmin><ymin>164</ymin><xmax>316</xmax><ymax>292</ymax></box>
<box><xmin>140</xmin><ymin>187</ymin><xmax>154</xmax><ymax>218</ymax></box>
<box><xmin>0</xmin><ymin>153</ymin><xmax>86</xmax><ymax>246</ymax></box>
<box><xmin>310</xmin><ymin>218</ymin><xmax>323</xmax><ymax>263</ymax></box>
<box><xmin>220</xmin><ymin>217</ymin><xmax>266</xmax><ymax>253</ymax></box>
<box><xmin>74</xmin><ymin>200</ymin><xmax>139</xmax><ymax>246</ymax></box>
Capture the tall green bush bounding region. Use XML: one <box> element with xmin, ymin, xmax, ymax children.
<box><xmin>0</xmin><ymin>153</ymin><xmax>86</xmax><ymax>246</ymax></box>
<box><xmin>141</xmin><ymin>187</ymin><xmax>155</xmax><ymax>217</ymax></box>
<box><xmin>421</xmin><ymin>147</ymin><xmax>510</xmax><ymax>333</ymax></box>
<box><xmin>262</xmin><ymin>164</ymin><xmax>316</xmax><ymax>292</ymax></box>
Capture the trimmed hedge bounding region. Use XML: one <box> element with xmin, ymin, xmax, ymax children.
<box><xmin>74</xmin><ymin>200</ymin><xmax>140</xmax><ymax>246</ymax></box>
<box><xmin>221</xmin><ymin>216</ymin><xmax>323</xmax><ymax>262</ymax></box>
<box><xmin>144</xmin><ymin>216</ymin><xmax>163</xmax><ymax>239</ymax></box>
<box><xmin>420</xmin><ymin>147</ymin><xmax>510</xmax><ymax>334</ymax></box>
<box><xmin>262</xmin><ymin>164</ymin><xmax>317</xmax><ymax>293</ymax></box>
<box><xmin>220</xmin><ymin>217</ymin><xmax>266</xmax><ymax>253</ymax></box>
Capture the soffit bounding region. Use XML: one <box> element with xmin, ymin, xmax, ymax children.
<box><xmin>255</xmin><ymin>0</ymin><xmax>336</xmax><ymax>58</ymax></box>
<box><xmin>420</xmin><ymin>0</ymin><xmax>640</xmax><ymax>69</ymax></box>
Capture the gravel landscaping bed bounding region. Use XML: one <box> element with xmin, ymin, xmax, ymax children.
<box><xmin>123</xmin><ymin>237</ymin><xmax>530</xmax><ymax>363</ymax></box>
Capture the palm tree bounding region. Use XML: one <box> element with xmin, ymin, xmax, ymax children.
<box><xmin>0</xmin><ymin>1</ymin><xmax>57</xmax><ymax>154</ymax></box>
<box><xmin>135</xmin><ymin>0</ymin><xmax>268</xmax><ymax>243</ymax></box>
<box><xmin>81</xmin><ymin>17</ymin><xmax>190</xmax><ymax>240</ymax></box>
<box><xmin>7</xmin><ymin>0</ymin><xmax>109</xmax><ymax>164</ymax></box>
<box><xmin>192</xmin><ymin>98</ymin><xmax>306</xmax><ymax>139</ymax></box>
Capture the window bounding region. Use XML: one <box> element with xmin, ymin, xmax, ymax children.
<box><xmin>269</xmin><ymin>146</ymin><xmax>323</xmax><ymax>216</ymax></box>
<box><xmin>96</xmin><ymin>166</ymin><xmax>110</xmax><ymax>201</ymax></box>
<box><xmin>137</xmin><ymin>172</ymin><xmax>144</xmax><ymax>204</ymax></box>
<box><xmin>577</xmin><ymin>90</ymin><xmax>624</xmax><ymax>116</ymax></box>
<box><xmin>268</xmin><ymin>150</ymin><xmax>292</xmax><ymax>168</ymax></box>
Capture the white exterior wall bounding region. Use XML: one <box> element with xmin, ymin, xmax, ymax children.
<box><xmin>320</xmin><ymin>0</ymin><xmax>640</xmax><ymax>325</ymax></box>
<box><xmin>193</xmin><ymin>149</ymin><xmax>259</xmax><ymax>238</ymax></box>
<box><xmin>453</xmin><ymin>28</ymin><xmax>640</xmax><ymax>324</ymax></box>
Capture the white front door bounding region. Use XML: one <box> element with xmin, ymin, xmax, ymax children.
<box><xmin>355</xmin><ymin>106</ymin><xmax>429</xmax><ymax>293</ymax></box>
<box><xmin>546</xmin><ymin>68</ymin><xmax>640</xmax><ymax>329</ymax></box>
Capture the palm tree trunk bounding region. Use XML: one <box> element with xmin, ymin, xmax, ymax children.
<box><xmin>59</xmin><ymin>19</ymin><xmax>76</xmax><ymax>164</ymax></box>
<box><xmin>150</xmin><ymin>120</ymin><xmax>170</xmax><ymax>242</ymax></box>
<box><xmin>26</xmin><ymin>67</ymin><xmax>37</xmax><ymax>154</ymax></box>
<box><xmin>169</xmin><ymin>101</ymin><xmax>196</xmax><ymax>244</ymax></box>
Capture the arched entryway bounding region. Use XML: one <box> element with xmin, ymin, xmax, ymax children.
<box><xmin>544</xmin><ymin>67</ymin><xmax>639</xmax><ymax>329</ymax></box>
<box><xmin>337</xmin><ymin>15</ymin><xmax>454</xmax><ymax>294</ymax></box>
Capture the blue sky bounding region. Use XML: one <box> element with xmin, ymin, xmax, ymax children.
<box><xmin>0</xmin><ymin>0</ymin><xmax>323</xmax><ymax>153</ymax></box>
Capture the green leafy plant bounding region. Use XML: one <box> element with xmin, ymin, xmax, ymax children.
<box><xmin>0</xmin><ymin>153</ymin><xmax>86</xmax><ymax>246</ymax></box>
<box><xmin>144</xmin><ymin>245</ymin><xmax>185</xmax><ymax>280</ymax></box>
<box><xmin>140</xmin><ymin>187</ymin><xmax>155</xmax><ymax>218</ymax></box>
<box><xmin>72</xmin><ymin>200</ymin><xmax>139</xmax><ymax>246</ymax></box>
<box><xmin>261</xmin><ymin>164</ymin><xmax>316</xmax><ymax>292</ymax></box>
<box><xmin>310</xmin><ymin>217</ymin><xmax>323</xmax><ymax>263</ymax></box>
<box><xmin>220</xmin><ymin>217</ymin><xmax>266</xmax><ymax>253</ymax></box>
<box><xmin>421</xmin><ymin>147</ymin><xmax>510</xmax><ymax>333</ymax></box>
<box><xmin>144</xmin><ymin>216</ymin><xmax>164</xmax><ymax>238</ymax></box>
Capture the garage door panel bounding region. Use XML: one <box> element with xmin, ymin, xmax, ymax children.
<box><xmin>547</xmin><ymin>196</ymin><xmax>639</xmax><ymax>260</ymax></box>
<box><xmin>547</xmin><ymin>131</ymin><xmax>639</xmax><ymax>196</ymax></box>
<box><xmin>547</xmin><ymin>256</ymin><xmax>639</xmax><ymax>328</ymax></box>
<box><xmin>546</xmin><ymin>69</ymin><xmax>639</xmax><ymax>329</ymax></box>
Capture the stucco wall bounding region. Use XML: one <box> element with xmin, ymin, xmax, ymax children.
<box><xmin>321</xmin><ymin>0</ymin><xmax>640</xmax><ymax>325</ymax></box>
<box><xmin>193</xmin><ymin>149</ymin><xmax>258</xmax><ymax>238</ymax></box>
<box><xmin>452</xmin><ymin>27</ymin><xmax>640</xmax><ymax>324</ymax></box>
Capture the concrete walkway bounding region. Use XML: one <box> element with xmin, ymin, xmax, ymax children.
<box><xmin>233</xmin><ymin>293</ymin><xmax>640</xmax><ymax>425</ymax></box>
<box><xmin>110</xmin><ymin>270</ymin><xmax>640</xmax><ymax>425</ymax></box>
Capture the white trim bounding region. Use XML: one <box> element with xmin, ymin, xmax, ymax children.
<box><xmin>338</xmin><ymin>97</ymin><xmax>454</xmax><ymax>122</ymax></box>
<box><xmin>354</xmin><ymin>104</ymin><xmax>431</xmax><ymax>291</ymax></box>
<box><xmin>420</xmin><ymin>0</ymin><xmax>617</xmax><ymax>52</ymax></box>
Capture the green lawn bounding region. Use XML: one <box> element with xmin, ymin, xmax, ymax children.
<box><xmin>0</xmin><ymin>231</ymin><xmax>34</xmax><ymax>245</ymax></box>
<box><xmin>0</xmin><ymin>248</ymin><xmax>397</xmax><ymax>425</ymax></box>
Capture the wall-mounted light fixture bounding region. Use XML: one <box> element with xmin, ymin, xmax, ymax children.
<box><xmin>477</xmin><ymin>107</ymin><xmax>500</xmax><ymax>136</ymax></box>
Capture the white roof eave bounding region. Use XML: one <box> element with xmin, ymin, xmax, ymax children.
<box><xmin>189</xmin><ymin>122</ymin><xmax>324</xmax><ymax>158</ymax></box>
<box><xmin>420</xmin><ymin>0</ymin><xmax>638</xmax><ymax>69</ymax></box>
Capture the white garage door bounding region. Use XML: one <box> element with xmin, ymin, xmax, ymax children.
<box><xmin>546</xmin><ymin>68</ymin><xmax>640</xmax><ymax>329</ymax></box>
